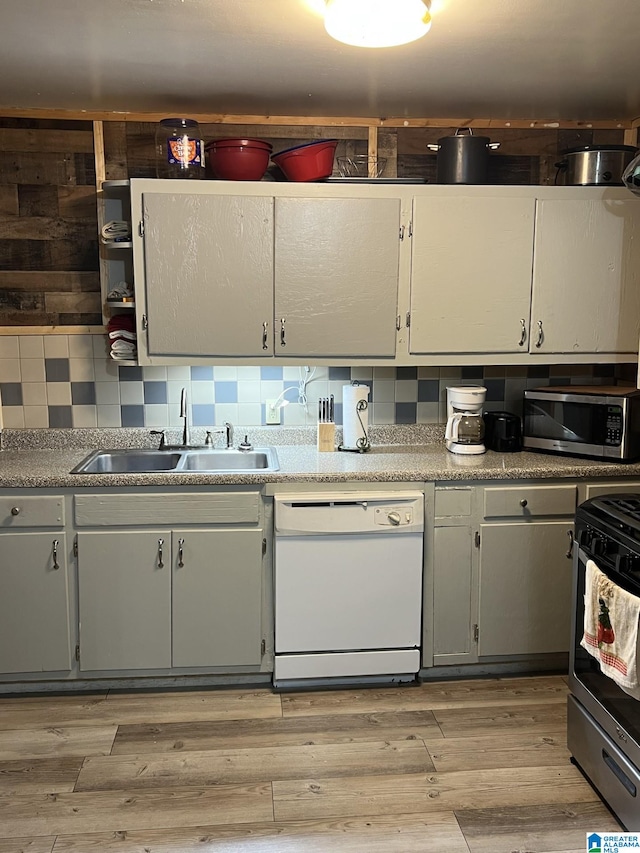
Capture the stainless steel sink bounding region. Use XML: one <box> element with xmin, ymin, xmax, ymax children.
<box><xmin>71</xmin><ymin>446</ymin><xmax>279</xmax><ymax>474</ymax></box>
<box><xmin>177</xmin><ymin>448</ymin><xmax>279</xmax><ymax>472</ymax></box>
<box><xmin>71</xmin><ymin>449</ymin><xmax>183</xmax><ymax>474</ymax></box>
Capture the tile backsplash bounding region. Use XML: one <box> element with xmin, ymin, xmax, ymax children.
<box><xmin>0</xmin><ymin>334</ymin><xmax>631</xmax><ymax>431</ymax></box>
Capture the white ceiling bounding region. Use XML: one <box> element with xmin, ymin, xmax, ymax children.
<box><xmin>1</xmin><ymin>0</ymin><xmax>640</xmax><ymax>122</ymax></box>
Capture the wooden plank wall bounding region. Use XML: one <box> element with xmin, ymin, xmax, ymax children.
<box><xmin>0</xmin><ymin>117</ymin><xmax>629</xmax><ymax>328</ymax></box>
<box><xmin>0</xmin><ymin>118</ymin><xmax>101</xmax><ymax>326</ymax></box>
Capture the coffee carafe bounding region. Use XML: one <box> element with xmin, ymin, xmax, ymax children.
<box><xmin>445</xmin><ymin>386</ymin><xmax>487</xmax><ymax>455</ymax></box>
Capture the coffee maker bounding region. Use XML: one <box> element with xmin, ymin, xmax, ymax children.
<box><xmin>445</xmin><ymin>386</ymin><xmax>487</xmax><ymax>455</ymax></box>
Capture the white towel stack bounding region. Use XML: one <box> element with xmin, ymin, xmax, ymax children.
<box><xmin>101</xmin><ymin>220</ymin><xmax>131</xmax><ymax>244</ymax></box>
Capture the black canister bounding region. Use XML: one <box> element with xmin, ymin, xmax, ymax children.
<box><xmin>483</xmin><ymin>411</ymin><xmax>522</xmax><ymax>452</ymax></box>
<box><xmin>428</xmin><ymin>128</ymin><xmax>500</xmax><ymax>184</ymax></box>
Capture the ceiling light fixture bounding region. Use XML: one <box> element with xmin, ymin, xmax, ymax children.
<box><xmin>324</xmin><ymin>0</ymin><xmax>431</xmax><ymax>48</ymax></box>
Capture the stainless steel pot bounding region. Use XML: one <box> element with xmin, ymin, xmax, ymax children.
<box><xmin>428</xmin><ymin>128</ymin><xmax>500</xmax><ymax>184</ymax></box>
<box><xmin>555</xmin><ymin>145</ymin><xmax>638</xmax><ymax>186</ymax></box>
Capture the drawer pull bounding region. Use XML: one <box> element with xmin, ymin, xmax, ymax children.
<box><xmin>178</xmin><ymin>537</ymin><xmax>185</xmax><ymax>568</ymax></box>
<box><xmin>519</xmin><ymin>499</ymin><xmax>528</xmax><ymax>508</ymax></box>
<box><xmin>157</xmin><ymin>538</ymin><xmax>164</xmax><ymax>569</ymax></box>
<box><xmin>52</xmin><ymin>539</ymin><xmax>60</xmax><ymax>570</ymax></box>
<box><xmin>10</xmin><ymin>506</ymin><xmax>21</xmax><ymax>516</ymax></box>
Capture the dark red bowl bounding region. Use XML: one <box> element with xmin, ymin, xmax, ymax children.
<box><xmin>271</xmin><ymin>139</ymin><xmax>338</xmax><ymax>182</ymax></box>
<box><xmin>205</xmin><ymin>139</ymin><xmax>273</xmax><ymax>180</ymax></box>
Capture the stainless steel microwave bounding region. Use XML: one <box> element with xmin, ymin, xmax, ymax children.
<box><xmin>523</xmin><ymin>385</ymin><xmax>640</xmax><ymax>461</ymax></box>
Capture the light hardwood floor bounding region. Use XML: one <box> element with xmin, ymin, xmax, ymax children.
<box><xmin>0</xmin><ymin>674</ymin><xmax>622</xmax><ymax>852</ymax></box>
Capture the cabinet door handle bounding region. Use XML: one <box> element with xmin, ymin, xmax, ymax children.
<box><xmin>262</xmin><ymin>321</ymin><xmax>269</xmax><ymax>350</ymax></box>
<box><xmin>280</xmin><ymin>318</ymin><xmax>286</xmax><ymax>347</ymax></box>
<box><xmin>566</xmin><ymin>529</ymin><xmax>574</xmax><ymax>559</ymax></box>
<box><xmin>52</xmin><ymin>539</ymin><xmax>60</xmax><ymax>570</ymax></box>
<box><xmin>157</xmin><ymin>538</ymin><xmax>164</xmax><ymax>568</ymax></box>
<box><xmin>518</xmin><ymin>318</ymin><xmax>526</xmax><ymax>347</ymax></box>
<box><xmin>10</xmin><ymin>506</ymin><xmax>20</xmax><ymax>516</ymax></box>
<box><xmin>535</xmin><ymin>319</ymin><xmax>543</xmax><ymax>348</ymax></box>
<box><xmin>178</xmin><ymin>537</ymin><xmax>185</xmax><ymax>568</ymax></box>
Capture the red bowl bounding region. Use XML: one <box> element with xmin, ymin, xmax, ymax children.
<box><xmin>271</xmin><ymin>139</ymin><xmax>338</xmax><ymax>182</ymax></box>
<box><xmin>205</xmin><ymin>139</ymin><xmax>273</xmax><ymax>181</ymax></box>
<box><xmin>209</xmin><ymin>137</ymin><xmax>273</xmax><ymax>151</ymax></box>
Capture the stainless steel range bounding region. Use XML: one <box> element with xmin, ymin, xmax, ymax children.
<box><xmin>569</xmin><ymin>495</ymin><xmax>640</xmax><ymax>830</ymax></box>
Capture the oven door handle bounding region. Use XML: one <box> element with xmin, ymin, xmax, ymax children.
<box><xmin>566</xmin><ymin>529</ymin><xmax>574</xmax><ymax>559</ymax></box>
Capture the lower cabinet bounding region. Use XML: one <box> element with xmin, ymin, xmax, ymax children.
<box><xmin>74</xmin><ymin>490</ymin><xmax>265</xmax><ymax>673</ymax></box>
<box><xmin>431</xmin><ymin>482</ymin><xmax>576</xmax><ymax>666</ymax></box>
<box><xmin>77</xmin><ymin>528</ymin><xmax>263</xmax><ymax>671</ymax></box>
<box><xmin>0</xmin><ymin>531</ymin><xmax>72</xmax><ymax>673</ymax></box>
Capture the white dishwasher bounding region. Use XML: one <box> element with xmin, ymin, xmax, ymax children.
<box><xmin>273</xmin><ymin>491</ymin><xmax>424</xmax><ymax>687</ymax></box>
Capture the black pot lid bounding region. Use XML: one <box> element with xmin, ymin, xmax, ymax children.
<box><xmin>560</xmin><ymin>144</ymin><xmax>638</xmax><ymax>155</ymax></box>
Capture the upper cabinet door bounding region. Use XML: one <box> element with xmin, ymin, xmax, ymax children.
<box><xmin>531</xmin><ymin>198</ymin><xmax>640</xmax><ymax>354</ymax></box>
<box><xmin>274</xmin><ymin>197</ymin><xmax>401</xmax><ymax>357</ymax></box>
<box><xmin>409</xmin><ymin>196</ymin><xmax>535</xmax><ymax>354</ymax></box>
<box><xmin>142</xmin><ymin>192</ymin><xmax>274</xmax><ymax>357</ymax></box>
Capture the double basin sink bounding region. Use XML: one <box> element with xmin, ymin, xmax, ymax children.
<box><xmin>71</xmin><ymin>446</ymin><xmax>280</xmax><ymax>475</ymax></box>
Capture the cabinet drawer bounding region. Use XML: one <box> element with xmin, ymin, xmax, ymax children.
<box><xmin>75</xmin><ymin>492</ymin><xmax>261</xmax><ymax>526</ymax></box>
<box><xmin>0</xmin><ymin>496</ymin><xmax>64</xmax><ymax>528</ymax></box>
<box><xmin>435</xmin><ymin>487</ymin><xmax>472</xmax><ymax>518</ymax></box>
<box><xmin>583</xmin><ymin>482</ymin><xmax>640</xmax><ymax>500</ymax></box>
<box><xmin>483</xmin><ymin>485</ymin><xmax>576</xmax><ymax>518</ymax></box>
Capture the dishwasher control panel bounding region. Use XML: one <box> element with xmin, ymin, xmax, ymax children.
<box><xmin>375</xmin><ymin>506</ymin><xmax>414</xmax><ymax>527</ymax></box>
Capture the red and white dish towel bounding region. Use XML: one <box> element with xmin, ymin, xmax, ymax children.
<box><xmin>581</xmin><ymin>558</ymin><xmax>640</xmax><ymax>699</ymax></box>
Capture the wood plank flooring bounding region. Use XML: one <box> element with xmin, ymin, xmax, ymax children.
<box><xmin>0</xmin><ymin>675</ymin><xmax>622</xmax><ymax>852</ymax></box>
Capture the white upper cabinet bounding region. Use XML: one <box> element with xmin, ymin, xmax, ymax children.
<box><xmin>408</xmin><ymin>195</ymin><xmax>535</xmax><ymax>355</ymax></box>
<box><xmin>274</xmin><ymin>197</ymin><xmax>400</xmax><ymax>358</ymax></box>
<box><xmin>531</xmin><ymin>198</ymin><xmax>640</xmax><ymax>355</ymax></box>
<box><xmin>142</xmin><ymin>192</ymin><xmax>274</xmax><ymax>358</ymax></box>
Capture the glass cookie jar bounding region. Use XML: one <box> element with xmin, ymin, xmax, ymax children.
<box><xmin>155</xmin><ymin>118</ymin><xmax>205</xmax><ymax>179</ymax></box>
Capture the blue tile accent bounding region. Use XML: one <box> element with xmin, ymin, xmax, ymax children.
<box><xmin>461</xmin><ymin>366</ymin><xmax>484</xmax><ymax>380</ymax></box>
<box><xmin>192</xmin><ymin>404</ymin><xmax>215</xmax><ymax>426</ymax></box>
<box><xmin>48</xmin><ymin>406</ymin><xmax>73</xmax><ymax>427</ymax></box>
<box><xmin>328</xmin><ymin>367</ymin><xmax>351</xmax><ymax>380</ymax></box>
<box><xmin>549</xmin><ymin>376</ymin><xmax>571</xmax><ymax>386</ymax></box>
<box><xmin>396</xmin><ymin>367</ymin><xmax>418</xmax><ymax>380</ymax></box>
<box><xmin>594</xmin><ymin>364</ymin><xmax>616</xmax><ymax>377</ymax></box>
<box><xmin>395</xmin><ymin>402</ymin><xmax>417</xmax><ymax>424</ymax></box>
<box><xmin>121</xmin><ymin>405</ymin><xmax>145</xmax><ymax>427</ymax></box>
<box><xmin>418</xmin><ymin>379</ymin><xmax>439</xmax><ymax>402</ymax></box>
<box><xmin>118</xmin><ymin>365</ymin><xmax>143</xmax><ymax>381</ymax></box>
<box><xmin>333</xmin><ymin>402</ymin><xmax>343</xmax><ymax>425</ymax></box>
<box><xmin>214</xmin><ymin>381</ymin><xmax>237</xmax><ymax>403</ymax></box>
<box><xmin>144</xmin><ymin>381</ymin><xmax>168</xmax><ymax>404</ymax></box>
<box><xmin>0</xmin><ymin>382</ymin><xmax>23</xmax><ymax>405</ymax></box>
<box><xmin>45</xmin><ymin>358</ymin><xmax>70</xmax><ymax>382</ymax></box>
<box><xmin>483</xmin><ymin>378</ymin><xmax>506</xmax><ymax>401</ymax></box>
<box><xmin>191</xmin><ymin>366</ymin><xmax>214</xmax><ymax>381</ymax></box>
<box><xmin>71</xmin><ymin>382</ymin><xmax>97</xmax><ymax>405</ymax></box>
<box><xmin>528</xmin><ymin>365</ymin><xmax>550</xmax><ymax>379</ymax></box>
<box><xmin>260</xmin><ymin>366</ymin><xmax>283</xmax><ymax>380</ymax></box>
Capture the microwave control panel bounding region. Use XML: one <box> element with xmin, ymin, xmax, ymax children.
<box><xmin>605</xmin><ymin>405</ymin><xmax>623</xmax><ymax>445</ymax></box>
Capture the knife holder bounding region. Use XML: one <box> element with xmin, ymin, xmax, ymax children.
<box><xmin>317</xmin><ymin>422</ymin><xmax>336</xmax><ymax>452</ymax></box>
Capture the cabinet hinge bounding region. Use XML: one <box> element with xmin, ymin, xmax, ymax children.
<box><xmin>474</xmin><ymin>531</ymin><xmax>481</xmax><ymax>548</ymax></box>
<box><xmin>73</xmin><ymin>536</ymin><xmax>78</xmax><ymax>558</ymax></box>
<box><xmin>261</xmin><ymin>639</ymin><xmax>266</xmax><ymax>656</ymax></box>
<box><xmin>75</xmin><ymin>644</ymin><xmax>80</xmax><ymax>662</ymax></box>
<box><xmin>405</xmin><ymin>312</ymin><xmax>411</xmax><ymax>328</ymax></box>
<box><xmin>142</xmin><ymin>314</ymin><xmax>148</xmax><ymax>330</ymax></box>
<box><xmin>399</xmin><ymin>224</ymin><xmax>405</xmax><ymax>241</ymax></box>
<box><xmin>473</xmin><ymin>624</ymin><xmax>479</xmax><ymax>643</ymax></box>
<box><xmin>138</xmin><ymin>219</ymin><xmax>144</xmax><ymax>237</ymax></box>
<box><xmin>262</xmin><ymin>537</ymin><xmax>267</xmax><ymax>556</ymax></box>
<box><xmin>408</xmin><ymin>220</ymin><xmax>413</xmax><ymax>238</ymax></box>
<box><xmin>396</xmin><ymin>315</ymin><xmax>401</xmax><ymax>331</ymax></box>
